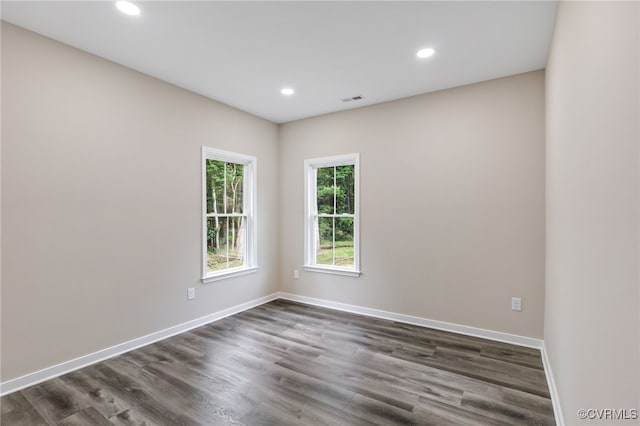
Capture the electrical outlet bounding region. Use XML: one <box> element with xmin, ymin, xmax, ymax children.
<box><xmin>188</xmin><ymin>287</ymin><xmax>195</xmax><ymax>300</ymax></box>
<box><xmin>293</xmin><ymin>269</ymin><xmax>300</xmax><ymax>279</ymax></box>
<box><xmin>511</xmin><ymin>297</ymin><xmax>522</xmax><ymax>312</ymax></box>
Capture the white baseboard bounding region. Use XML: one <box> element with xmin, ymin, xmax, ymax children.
<box><xmin>0</xmin><ymin>292</ymin><xmax>280</xmax><ymax>396</ymax></box>
<box><xmin>278</xmin><ymin>292</ymin><xmax>543</xmax><ymax>349</ymax></box>
<box><xmin>1</xmin><ymin>290</ymin><xmax>562</xmax><ymax>426</ymax></box>
<box><xmin>541</xmin><ymin>342</ymin><xmax>565</xmax><ymax>426</ymax></box>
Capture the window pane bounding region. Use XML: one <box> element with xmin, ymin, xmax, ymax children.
<box><xmin>228</xmin><ymin>216</ymin><xmax>246</xmax><ymax>268</ymax></box>
<box><xmin>206</xmin><ymin>160</ymin><xmax>225</xmax><ymax>214</ymax></box>
<box><xmin>207</xmin><ymin>217</ymin><xmax>228</xmax><ymax>272</ymax></box>
<box><xmin>226</xmin><ymin>163</ymin><xmax>244</xmax><ymax>214</ymax></box>
<box><xmin>206</xmin><ymin>161</ymin><xmax>214</xmax><ymax>213</ymax></box>
<box><xmin>235</xmin><ymin>164</ymin><xmax>244</xmax><ymax>214</ymax></box>
<box><xmin>335</xmin><ymin>217</ymin><xmax>354</xmax><ymax>267</ymax></box>
<box><xmin>336</xmin><ymin>165</ymin><xmax>354</xmax><ymax>214</ymax></box>
<box><xmin>316</xmin><ymin>216</ymin><xmax>334</xmax><ymax>265</ymax></box>
<box><xmin>206</xmin><ymin>159</ymin><xmax>226</xmax><ymax>215</ymax></box>
<box><xmin>316</xmin><ymin>167</ymin><xmax>335</xmax><ymax>214</ymax></box>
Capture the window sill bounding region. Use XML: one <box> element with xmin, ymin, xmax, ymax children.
<box><xmin>303</xmin><ymin>265</ymin><xmax>361</xmax><ymax>277</ymax></box>
<box><xmin>202</xmin><ymin>266</ymin><xmax>259</xmax><ymax>284</ymax></box>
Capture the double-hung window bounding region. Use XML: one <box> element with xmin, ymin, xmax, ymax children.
<box><xmin>304</xmin><ymin>153</ymin><xmax>360</xmax><ymax>277</ymax></box>
<box><xmin>202</xmin><ymin>147</ymin><xmax>257</xmax><ymax>283</ymax></box>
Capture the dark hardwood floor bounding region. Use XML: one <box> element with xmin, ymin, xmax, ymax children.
<box><xmin>1</xmin><ymin>300</ymin><xmax>555</xmax><ymax>425</ymax></box>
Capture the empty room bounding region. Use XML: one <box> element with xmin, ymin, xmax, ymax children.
<box><xmin>1</xmin><ymin>1</ymin><xmax>638</xmax><ymax>425</ymax></box>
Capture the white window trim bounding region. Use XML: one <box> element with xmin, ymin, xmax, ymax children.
<box><xmin>201</xmin><ymin>147</ymin><xmax>258</xmax><ymax>284</ymax></box>
<box><xmin>304</xmin><ymin>153</ymin><xmax>360</xmax><ymax>277</ymax></box>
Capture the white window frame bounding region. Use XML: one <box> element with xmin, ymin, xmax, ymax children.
<box><xmin>201</xmin><ymin>147</ymin><xmax>258</xmax><ymax>283</ymax></box>
<box><xmin>304</xmin><ymin>153</ymin><xmax>360</xmax><ymax>277</ymax></box>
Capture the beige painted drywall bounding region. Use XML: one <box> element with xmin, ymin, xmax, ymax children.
<box><xmin>545</xmin><ymin>2</ymin><xmax>640</xmax><ymax>424</ymax></box>
<box><xmin>1</xmin><ymin>22</ymin><xmax>280</xmax><ymax>381</ymax></box>
<box><xmin>279</xmin><ymin>71</ymin><xmax>546</xmax><ymax>338</ymax></box>
<box><xmin>0</xmin><ymin>20</ymin><xmax>4</xmax><ymax>385</ymax></box>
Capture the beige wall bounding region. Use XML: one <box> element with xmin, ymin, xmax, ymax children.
<box><xmin>279</xmin><ymin>71</ymin><xmax>546</xmax><ymax>338</ymax></box>
<box><xmin>1</xmin><ymin>23</ymin><xmax>280</xmax><ymax>381</ymax></box>
<box><xmin>545</xmin><ymin>2</ymin><xmax>640</xmax><ymax>424</ymax></box>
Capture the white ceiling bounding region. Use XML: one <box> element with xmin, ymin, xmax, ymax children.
<box><xmin>1</xmin><ymin>1</ymin><xmax>558</xmax><ymax>123</ymax></box>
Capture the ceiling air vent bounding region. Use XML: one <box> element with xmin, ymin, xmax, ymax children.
<box><xmin>341</xmin><ymin>95</ymin><xmax>365</xmax><ymax>103</ymax></box>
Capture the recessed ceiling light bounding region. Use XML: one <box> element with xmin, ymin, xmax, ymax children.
<box><xmin>116</xmin><ymin>1</ymin><xmax>140</xmax><ymax>16</ymax></box>
<box><xmin>416</xmin><ymin>48</ymin><xmax>435</xmax><ymax>59</ymax></box>
<box><xmin>281</xmin><ymin>88</ymin><xmax>295</xmax><ymax>96</ymax></box>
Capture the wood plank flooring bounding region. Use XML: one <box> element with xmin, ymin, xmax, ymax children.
<box><xmin>1</xmin><ymin>300</ymin><xmax>555</xmax><ymax>425</ymax></box>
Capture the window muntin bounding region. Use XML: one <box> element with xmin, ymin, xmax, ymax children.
<box><xmin>202</xmin><ymin>147</ymin><xmax>257</xmax><ymax>283</ymax></box>
<box><xmin>305</xmin><ymin>154</ymin><xmax>360</xmax><ymax>276</ymax></box>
